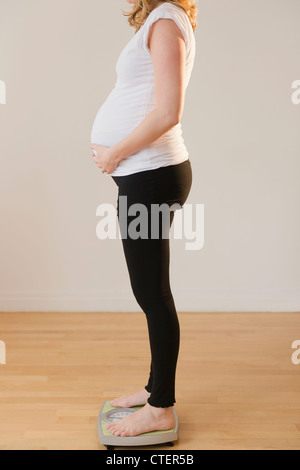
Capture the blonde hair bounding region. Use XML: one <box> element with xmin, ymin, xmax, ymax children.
<box><xmin>123</xmin><ymin>0</ymin><xmax>198</xmax><ymax>33</ymax></box>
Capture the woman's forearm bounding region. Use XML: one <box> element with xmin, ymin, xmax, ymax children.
<box><xmin>110</xmin><ymin>109</ymin><xmax>179</xmax><ymax>163</ymax></box>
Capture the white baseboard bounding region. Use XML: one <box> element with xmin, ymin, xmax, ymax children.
<box><xmin>0</xmin><ymin>288</ymin><xmax>299</xmax><ymax>312</ymax></box>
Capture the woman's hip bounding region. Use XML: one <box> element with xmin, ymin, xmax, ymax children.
<box><xmin>112</xmin><ymin>159</ymin><xmax>192</xmax><ymax>209</ymax></box>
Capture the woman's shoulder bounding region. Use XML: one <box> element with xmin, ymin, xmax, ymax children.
<box><xmin>148</xmin><ymin>2</ymin><xmax>188</xmax><ymax>20</ymax></box>
<box><xmin>144</xmin><ymin>2</ymin><xmax>193</xmax><ymax>46</ymax></box>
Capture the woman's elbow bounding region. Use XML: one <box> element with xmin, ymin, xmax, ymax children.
<box><xmin>158</xmin><ymin>109</ymin><xmax>181</xmax><ymax>128</ymax></box>
<box><xmin>169</xmin><ymin>113</ymin><xmax>181</xmax><ymax>126</ymax></box>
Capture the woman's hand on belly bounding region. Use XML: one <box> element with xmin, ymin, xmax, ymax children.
<box><xmin>90</xmin><ymin>144</ymin><xmax>120</xmax><ymax>175</ymax></box>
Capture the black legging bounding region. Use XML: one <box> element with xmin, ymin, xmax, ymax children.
<box><xmin>111</xmin><ymin>159</ymin><xmax>192</xmax><ymax>408</ymax></box>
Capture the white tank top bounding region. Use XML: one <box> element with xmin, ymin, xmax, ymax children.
<box><xmin>91</xmin><ymin>2</ymin><xmax>196</xmax><ymax>177</ymax></box>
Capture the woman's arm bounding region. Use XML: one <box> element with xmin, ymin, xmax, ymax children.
<box><xmin>110</xmin><ymin>18</ymin><xmax>186</xmax><ymax>165</ymax></box>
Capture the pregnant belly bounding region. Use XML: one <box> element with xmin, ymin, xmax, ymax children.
<box><xmin>91</xmin><ymin>89</ymin><xmax>149</xmax><ymax>147</ymax></box>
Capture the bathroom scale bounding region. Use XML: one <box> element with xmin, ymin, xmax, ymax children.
<box><xmin>97</xmin><ymin>401</ymin><xmax>179</xmax><ymax>449</ymax></box>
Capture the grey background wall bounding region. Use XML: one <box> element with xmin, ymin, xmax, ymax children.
<box><xmin>0</xmin><ymin>0</ymin><xmax>299</xmax><ymax>312</ymax></box>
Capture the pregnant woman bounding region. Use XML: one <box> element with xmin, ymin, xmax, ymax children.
<box><xmin>91</xmin><ymin>0</ymin><xmax>197</xmax><ymax>437</ymax></box>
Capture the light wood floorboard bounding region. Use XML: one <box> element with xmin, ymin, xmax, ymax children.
<box><xmin>0</xmin><ymin>312</ymin><xmax>299</xmax><ymax>450</ymax></box>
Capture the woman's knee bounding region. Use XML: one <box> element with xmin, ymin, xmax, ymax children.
<box><xmin>131</xmin><ymin>283</ymin><xmax>173</xmax><ymax>310</ymax></box>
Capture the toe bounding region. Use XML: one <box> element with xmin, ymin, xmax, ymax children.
<box><xmin>114</xmin><ymin>428</ymin><xmax>123</xmax><ymax>436</ymax></box>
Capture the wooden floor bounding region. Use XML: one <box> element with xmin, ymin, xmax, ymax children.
<box><xmin>0</xmin><ymin>312</ymin><xmax>299</xmax><ymax>450</ymax></box>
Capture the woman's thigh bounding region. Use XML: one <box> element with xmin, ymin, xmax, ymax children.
<box><xmin>111</xmin><ymin>160</ymin><xmax>193</xmax><ymax>303</ymax></box>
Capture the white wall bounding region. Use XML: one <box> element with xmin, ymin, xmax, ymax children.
<box><xmin>0</xmin><ymin>0</ymin><xmax>299</xmax><ymax>312</ymax></box>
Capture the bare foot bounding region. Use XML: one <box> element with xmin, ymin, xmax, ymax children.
<box><xmin>106</xmin><ymin>402</ymin><xmax>175</xmax><ymax>437</ymax></box>
<box><xmin>110</xmin><ymin>389</ymin><xmax>151</xmax><ymax>408</ymax></box>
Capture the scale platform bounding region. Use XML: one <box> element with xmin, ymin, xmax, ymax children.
<box><xmin>98</xmin><ymin>401</ymin><xmax>179</xmax><ymax>449</ymax></box>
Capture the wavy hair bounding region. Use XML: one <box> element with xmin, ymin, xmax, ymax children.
<box><xmin>123</xmin><ymin>0</ymin><xmax>198</xmax><ymax>33</ymax></box>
